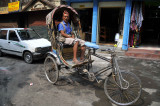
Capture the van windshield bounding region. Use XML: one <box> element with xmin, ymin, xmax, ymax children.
<box><xmin>17</xmin><ymin>29</ymin><xmax>41</xmax><ymax>40</ymax></box>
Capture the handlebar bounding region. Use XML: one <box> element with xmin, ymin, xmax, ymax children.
<box><xmin>86</xmin><ymin>42</ymin><xmax>120</xmax><ymax>62</ymax></box>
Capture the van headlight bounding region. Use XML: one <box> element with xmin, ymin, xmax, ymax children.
<box><xmin>35</xmin><ymin>47</ymin><xmax>42</xmax><ymax>52</ymax></box>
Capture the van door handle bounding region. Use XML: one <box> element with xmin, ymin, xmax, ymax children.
<box><xmin>8</xmin><ymin>42</ymin><xmax>10</xmax><ymax>43</ymax></box>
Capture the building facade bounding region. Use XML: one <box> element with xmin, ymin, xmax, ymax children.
<box><xmin>0</xmin><ymin>0</ymin><xmax>61</xmax><ymax>39</ymax></box>
<box><xmin>0</xmin><ymin>0</ymin><xmax>160</xmax><ymax>51</ymax></box>
<box><xmin>65</xmin><ymin>0</ymin><xmax>160</xmax><ymax>51</ymax></box>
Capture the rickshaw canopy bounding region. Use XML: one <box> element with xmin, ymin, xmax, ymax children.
<box><xmin>46</xmin><ymin>5</ymin><xmax>80</xmax><ymax>26</ymax></box>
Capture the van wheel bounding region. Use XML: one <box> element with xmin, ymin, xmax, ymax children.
<box><xmin>0</xmin><ymin>49</ymin><xmax>3</xmax><ymax>57</ymax></box>
<box><xmin>24</xmin><ymin>52</ymin><xmax>33</xmax><ymax>64</ymax></box>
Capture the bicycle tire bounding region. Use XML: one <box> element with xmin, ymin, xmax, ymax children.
<box><xmin>104</xmin><ymin>71</ymin><xmax>142</xmax><ymax>106</ymax></box>
<box><xmin>44</xmin><ymin>56</ymin><xmax>59</xmax><ymax>84</ymax></box>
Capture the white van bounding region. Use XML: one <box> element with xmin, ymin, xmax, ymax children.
<box><xmin>0</xmin><ymin>28</ymin><xmax>51</xmax><ymax>63</ymax></box>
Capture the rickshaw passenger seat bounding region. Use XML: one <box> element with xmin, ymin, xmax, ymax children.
<box><xmin>62</xmin><ymin>44</ymin><xmax>81</xmax><ymax>60</ymax></box>
<box><xmin>63</xmin><ymin>44</ymin><xmax>73</xmax><ymax>48</ymax></box>
<box><xmin>59</xmin><ymin>42</ymin><xmax>81</xmax><ymax>60</ymax></box>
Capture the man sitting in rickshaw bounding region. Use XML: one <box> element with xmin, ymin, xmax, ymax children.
<box><xmin>58</xmin><ymin>10</ymin><xmax>86</xmax><ymax>64</ymax></box>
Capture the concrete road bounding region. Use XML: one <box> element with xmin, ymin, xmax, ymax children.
<box><xmin>0</xmin><ymin>53</ymin><xmax>160</xmax><ymax>106</ymax></box>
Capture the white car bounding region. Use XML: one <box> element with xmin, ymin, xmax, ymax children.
<box><xmin>0</xmin><ymin>28</ymin><xmax>51</xmax><ymax>63</ymax></box>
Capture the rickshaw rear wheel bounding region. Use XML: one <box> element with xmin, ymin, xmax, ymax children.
<box><xmin>104</xmin><ymin>71</ymin><xmax>141</xmax><ymax>106</ymax></box>
<box><xmin>44</xmin><ymin>55</ymin><xmax>59</xmax><ymax>84</ymax></box>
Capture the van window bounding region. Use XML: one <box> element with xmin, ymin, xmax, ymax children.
<box><xmin>18</xmin><ymin>29</ymin><xmax>40</xmax><ymax>40</ymax></box>
<box><xmin>9</xmin><ymin>30</ymin><xmax>19</xmax><ymax>41</ymax></box>
<box><xmin>0</xmin><ymin>30</ymin><xmax>7</xmax><ymax>39</ymax></box>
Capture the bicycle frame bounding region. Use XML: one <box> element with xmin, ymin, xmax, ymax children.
<box><xmin>89</xmin><ymin>47</ymin><xmax>130</xmax><ymax>89</ymax></box>
<box><xmin>112</xmin><ymin>56</ymin><xmax>129</xmax><ymax>90</ymax></box>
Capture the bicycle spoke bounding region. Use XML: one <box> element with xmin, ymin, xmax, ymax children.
<box><xmin>127</xmin><ymin>91</ymin><xmax>136</xmax><ymax>102</ymax></box>
<box><xmin>126</xmin><ymin>90</ymin><xmax>137</xmax><ymax>100</ymax></box>
<box><xmin>125</xmin><ymin>90</ymin><xmax>137</xmax><ymax>103</ymax></box>
<box><xmin>108</xmin><ymin>78</ymin><xmax>119</xmax><ymax>87</ymax></box>
<box><xmin>119</xmin><ymin>92</ymin><xmax>125</xmax><ymax>103</ymax></box>
<box><xmin>117</xmin><ymin>92</ymin><xmax>122</xmax><ymax>103</ymax></box>
<box><xmin>123</xmin><ymin>91</ymin><xmax>130</xmax><ymax>103</ymax></box>
<box><xmin>119</xmin><ymin>92</ymin><xmax>123</xmax><ymax>103</ymax></box>
<box><xmin>109</xmin><ymin>89</ymin><xmax>120</xmax><ymax>98</ymax></box>
<box><xmin>122</xmin><ymin>73</ymin><xmax>134</xmax><ymax>84</ymax></box>
<box><xmin>128</xmin><ymin>78</ymin><xmax>137</xmax><ymax>84</ymax></box>
<box><xmin>107</xmin><ymin>87</ymin><xmax>119</xmax><ymax>91</ymax></box>
<box><xmin>130</xmin><ymin>82</ymin><xmax>139</xmax><ymax>86</ymax></box>
<box><xmin>114</xmin><ymin>93</ymin><xmax>120</xmax><ymax>103</ymax></box>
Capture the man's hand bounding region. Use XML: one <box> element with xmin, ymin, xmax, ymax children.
<box><xmin>60</xmin><ymin>31</ymin><xmax>75</xmax><ymax>39</ymax></box>
<box><xmin>60</xmin><ymin>30</ymin><xmax>72</xmax><ymax>38</ymax></box>
<box><xmin>71</xmin><ymin>32</ymin><xmax>75</xmax><ymax>39</ymax></box>
<box><xmin>71</xmin><ymin>34</ymin><xmax>75</xmax><ymax>38</ymax></box>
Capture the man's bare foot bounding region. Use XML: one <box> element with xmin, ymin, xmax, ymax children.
<box><xmin>80</xmin><ymin>58</ymin><xmax>85</xmax><ymax>62</ymax></box>
<box><xmin>72</xmin><ymin>59</ymin><xmax>81</xmax><ymax>64</ymax></box>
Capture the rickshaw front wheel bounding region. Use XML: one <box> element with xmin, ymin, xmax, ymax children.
<box><xmin>44</xmin><ymin>55</ymin><xmax>59</xmax><ymax>84</ymax></box>
<box><xmin>104</xmin><ymin>71</ymin><xmax>142</xmax><ymax>106</ymax></box>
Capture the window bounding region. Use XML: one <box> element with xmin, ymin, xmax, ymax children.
<box><xmin>9</xmin><ymin>30</ymin><xmax>19</xmax><ymax>41</ymax></box>
<box><xmin>0</xmin><ymin>30</ymin><xmax>7</xmax><ymax>39</ymax></box>
<box><xmin>17</xmin><ymin>29</ymin><xmax>40</xmax><ymax>40</ymax></box>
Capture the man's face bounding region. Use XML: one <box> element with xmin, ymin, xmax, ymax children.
<box><xmin>63</xmin><ymin>13</ymin><xmax>69</xmax><ymax>23</ymax></box>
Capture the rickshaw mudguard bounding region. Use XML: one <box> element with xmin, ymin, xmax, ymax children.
<box><xmin>46</xmin><ymin>51</ymin><xmax>61</xmax><ymax>65</ymax></box>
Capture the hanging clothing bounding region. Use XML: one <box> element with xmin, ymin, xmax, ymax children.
<box><xmin>138</xmin><ymin>3</ymin><xmax>143</xmax><ymax>30</ymax></box>
<box><xmin>129</xmin><ymin>2</ymin><xmax>143</xmax><ymax>48</ymax></box>
<box><xmin>130</xmin><ymin>2</ymin><xmax>143</xmax><ymax>31</ymax></box>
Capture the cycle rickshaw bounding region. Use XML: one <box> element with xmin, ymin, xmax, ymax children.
<box><xmin>44</xmin><ymin>5</ymin><xmax>142</xmax><ymax>106</ymax></box>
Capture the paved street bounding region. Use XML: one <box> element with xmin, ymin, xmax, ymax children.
<box><xmin>0</xmin><ymin>52</ymin><xmax>160</xmax><ymax>106</ymax></box>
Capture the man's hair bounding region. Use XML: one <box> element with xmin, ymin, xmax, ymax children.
<box><xmin>63</xmin><ymin>10</ymin><xmax>69</xmax><ymax>16</ymax></box>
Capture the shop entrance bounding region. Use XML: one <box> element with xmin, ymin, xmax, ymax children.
<box><xmin>99</xmin><ymin>8</ymin><xmax>124</xmax><ymax>44</ymax></box>
<box><xmin>76</xmin><ymin>8</ymin><xmax>93</xmax><ymax>41</ymax></box>
<box><xmin>141</xmin><ymin>5</ymin><xmax>160</xmax><ymax>47</ymax></box>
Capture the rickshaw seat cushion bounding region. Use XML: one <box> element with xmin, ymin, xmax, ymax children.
<box><xmin>85</xmin><ymin>42</ymin><xmax>99</xmax><ymax>49</ymax></box>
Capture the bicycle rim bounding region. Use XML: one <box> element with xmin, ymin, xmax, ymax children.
<box><xmin>104</xmin><ymin>71</ymin><xmax>142</xmax><ymax>105</ymax></box>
